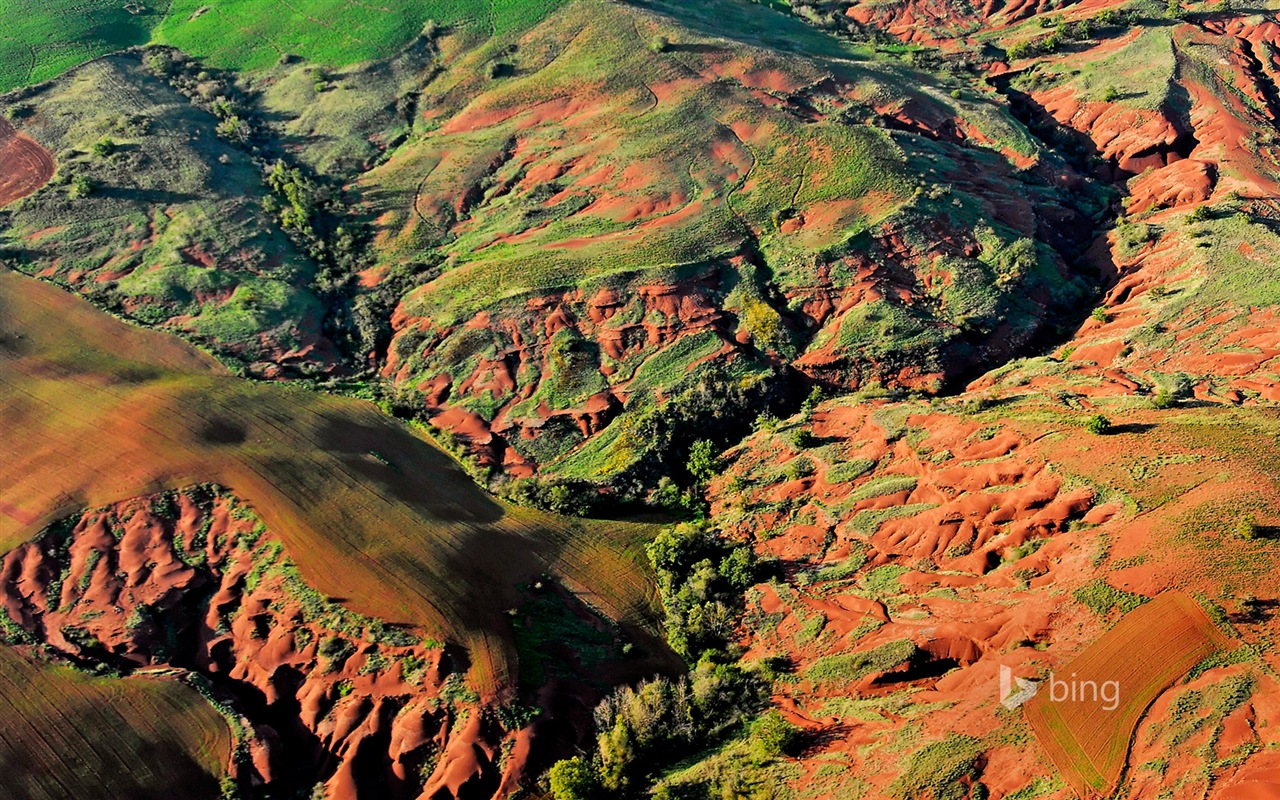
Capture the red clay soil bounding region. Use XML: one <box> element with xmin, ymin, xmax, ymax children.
<box><xmin>708</xmin><ymin>397</ymin><xmax>1280</xmax><ymax>799</ymax></box>
<box><xmin>0</xmin><ymin>118</ymin><xmax>53</xmax><ymax>208</ymax></box>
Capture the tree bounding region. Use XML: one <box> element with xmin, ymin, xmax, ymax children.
<box><xmin>549</xmin><ymin>756</ymin><xmax>600</xmax><ymax>800</ymax></box>
<box><xmin>687</xmin><ymin>439</ymin><xmax>720</xmax><ymax>485</ymax></box>
<box><xmin>216</xmin><ymin>115</ymin><xmax>250</xmax><ymax>144</ymax></box>
<box><xmin>1186</xmin><ymin>204</ymin><xmax>1213</xmax><ymax>224</ymax></box>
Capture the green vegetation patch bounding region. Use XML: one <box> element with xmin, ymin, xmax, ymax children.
<box><xmin>888</xmin><ymin>734</ymin><xmax>983</xmax><ymax>800</ymax></box>
<box><xmin>847</xmin><ymin>475</ymin><xmax>919</xmax><ymax>503</ymax></box>
<box><xmin>1074</xmin><ymin>578</ymin><xmax>1147</xmax><ymax>616</ymax></box>
<box><xmin>825</xmin><ymin>458</ymin><xmax>877</xmax><ymax>484</ymax></box>
<box><xmin>804</xmin><ymin>638</ymin><xmax>916</xmax><ymax>686</ymax></box>
<box><xmin>510</xmin><ymin>583</ymin><xmax>619</xmax><ymax>690</ymax></box>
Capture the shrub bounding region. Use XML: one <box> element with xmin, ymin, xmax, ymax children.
<box><xmin>1237</xmin><ymin>514</ymin><xmax>1259</xmax><ymax>540</ymax></box>
<box><xmin>785</xmin><ymin>456</ymin><xmax>815</xmax><ymax>480</ymax></box>
<box><xmin>1185</xmin><ymin>204</ymin><xmax>1213</xmax><ymax>224</ymax></box>
<box><xmin>1084</xmin><ymin>414</ymin><xmax>1111</xmax><ymax>435</ymax></box>
<box><xmin>91</xmin><ymin>137</ymin><xmax>116</xmax><ymax>158</ymax></box>
<box><xmin>67</xmin><ymin>175</ymin><xmax>94</xmax><ymax>199</ymax></box>
<box><xmin>317</xmin><ymin>635</ymin><xmax>355</xmax><ymax>671</ymax></box>
<box><xmin>215</xmin><ymin>115</ymin><xmax>250</xmax><ymax>144</ymax></box>
<box><xmin>650</xmin><ymin>35</ymin><xmax>670</xmax><ymax>53</ymax></box>
<box><xmin>1101</xmin><ymin>85</ymin><xmax>1119</xmax><ymax>102</ymax></box>
<box><xmin>146</xmin><ymin>51</ymin><xmax>175</xmax><ymax>75</ymax></box>
<box><xmin>788</xmin><ymin>428</ymin><xmax>816</xmax><ymax>449</ymax></box>
<box><xmin>1091</xmin><ymin>307</ymin><xmax>1111</xmax><ymax>323</ymax></box>
<box><xmin>749</xmin><ymin>710</ymin><xmax>801</xmax><ymax>760</ymax></box>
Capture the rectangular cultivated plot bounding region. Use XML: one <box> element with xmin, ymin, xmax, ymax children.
<box><xmin>0</xmin><ymin>645</ymin><xmax>231</xmax><ymax>800</ymax></box>
<box><xmin>1025</xmin><ymin>592</ymin><xmax>1233</xmax><ymax>798</ymax></box>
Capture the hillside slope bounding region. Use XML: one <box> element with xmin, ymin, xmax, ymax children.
<box><xmin>362</xmin><ymin>0</ymin><xmax>1107</xmax><ymax>486</ymax></box>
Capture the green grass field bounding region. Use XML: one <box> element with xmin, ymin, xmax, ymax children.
<box><xmin>0</xmin><ymin>266</ymin><xmax>669</xmax><ymax>691</ymax></box>
<box><xmin>0</xmin><ymin>0</ymin><xmax>569</xmax><ymax>94</ymax></box>
<box><xmin>0</xmin><ymin>646</ymin><xmax>230</xmax><ymax>800</ymax></box>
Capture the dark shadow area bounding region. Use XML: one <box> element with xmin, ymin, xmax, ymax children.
<box><xmin>1108</xmin><ymin>423</ymin><xmax>1156</xmax><ymax>435</ymax></box>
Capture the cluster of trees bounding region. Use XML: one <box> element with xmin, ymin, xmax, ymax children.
<box><xmin>1006</xmin><ymin>8</ymin><xmax>1140</xmax><ymax>59</ymax></box>
<box><xmin>500</xmin><ymin>476</ymin><xmax>602</xmax><ymax>518</ymax></box>
<box><xmin>647</xmin><ymin>523</ymin><xmax>759</xmax><ymax>659</ymax></box>
<box><xmin>550</xmin><ymin>658</ymin><xmax>770</xmax><ymax>799</ymax></box>
<box><xmin>547</xmin><ymin>523</ymin><xmax>795</xmax><ymax>799</ymax></box>
<box><xmin>604</xmin><ymin>366</ymin><xmax>796</xmax><ymax>499</ymax></box>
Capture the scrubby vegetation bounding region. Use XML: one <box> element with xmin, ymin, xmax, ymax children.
<box><xmin>1005</xmin><ymin>8</ymin><xmax>1141</xmax><ymax>60</ymax></box>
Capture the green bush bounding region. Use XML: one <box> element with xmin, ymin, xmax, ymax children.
<box><xmin>1185</xmin><ymin>204</ymin><xmax>1213</xmax><ymax>224</ymax></box>
<box><xmin>67</xmin><ymin>174</ymin><xmax>94</xmax><ymax>199</ymax></box>
<box><xmin>91</xmin><ymin>136</ymin><xmax>116</xmax><ymax>158</ymax></box>
<box><xmin>1084</xmin><ymin>414</ymin><xmax>1111</xmax><ymax>435</ymax></box>
<box><xmin>787</xmin><ymin>428</ymin><xmax>816</xmax><ymax>449</ymax></box>
<box><xmin>748</xmin><ymin>710</ymin><xmax>801</xmax><ymax>761</ymax></box>
<box><xmin>1237</xmin><ymin>514</ymin><xmax>1259</xmax><ymax>540</ymax></box>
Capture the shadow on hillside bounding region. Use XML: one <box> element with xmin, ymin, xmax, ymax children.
<box><xmin>626</xmin><ymin>0</ymin><xmax>859</xmax><ymax>61</ymax></box>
